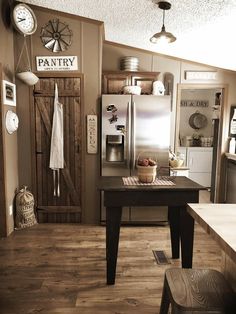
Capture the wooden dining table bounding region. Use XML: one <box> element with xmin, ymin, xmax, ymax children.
<box><xmin>187</xmin><ymin>203</ymin><xmax>236</xmax><ymax>291</ymax></box>
<box><xmin>98</xmin><ymin>176</ymin><xmax>203</xmax><ymax>285</ymax></box>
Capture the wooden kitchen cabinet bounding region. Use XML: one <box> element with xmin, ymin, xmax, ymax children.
<box><xmin>102</xmin><ymin>71</ymin><xmax>160</xmax><ymax>94</ymax></box>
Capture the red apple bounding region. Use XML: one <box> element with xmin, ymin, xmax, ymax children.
<box><xmin>138</xmin><ymin>158</ymin><xmax>149</xmax><ymax>166</ymax></box>
<box><xmin>148</xmin><ymin>158</ymin><xmax>156</xmax><ymax>166</ymax></box>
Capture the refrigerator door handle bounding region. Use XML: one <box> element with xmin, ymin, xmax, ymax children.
<box><xmin>127</xmin><ymin>101</ymin><xmax>132</xmax><ymax>169</ymax></box>
<box><xmin>131</xmin><ymin>100</ymin><xmax>136</xmax><ymax>170</ymax></box>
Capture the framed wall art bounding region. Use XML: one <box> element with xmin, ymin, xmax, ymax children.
<box><xmin>2</xmin><ymin>80</ymin><xmax>16</xmax><ymax>106</ymax></box>
<box><xmin>229</xmin><ymin>104</ymin><xmax>236</xmax><ymax>137</ymax></box>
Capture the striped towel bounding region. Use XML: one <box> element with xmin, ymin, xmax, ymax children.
<box><xmin>122</xmin><ymin>176</ymin><xmax>175</xmax><ymax>186</ymax></box>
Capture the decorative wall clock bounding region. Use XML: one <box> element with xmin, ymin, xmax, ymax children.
<box><xmin>40</xmin><ymin>19</ymin><xmax>73</xmax><ymax>52</ymax></box>
<box><xmin>11</xmin><ymin>3</ymin><xmax>37</xmax><ymax>35</ymax></box>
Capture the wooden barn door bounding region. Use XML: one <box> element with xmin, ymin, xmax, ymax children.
<box><xmin>33</xmin><ymin>74</ymin><xmax>82</xmax><ymax>222</ymax></box>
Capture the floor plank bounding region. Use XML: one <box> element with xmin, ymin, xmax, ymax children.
<box><xmin>0</xmin><ymin>223</ymin><xmax>221</xmax><ymax>313</ymax></box>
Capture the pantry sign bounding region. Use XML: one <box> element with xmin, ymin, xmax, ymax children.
<box><xmin>36</xmin><ymin>56</ymin><xmax>78</xmax><ymax>71</ymax></box>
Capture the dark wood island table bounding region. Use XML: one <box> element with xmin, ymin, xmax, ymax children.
<box><xmin>98</xmin><ymin>176</ymin><xmax>203</xmax><ymax>284</ymax></box>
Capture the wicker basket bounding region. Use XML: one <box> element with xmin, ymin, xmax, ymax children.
<box><xmin>169</xmin><ymin>159</ymin><xmax>184</xmax><ymax>168</ymax></box>
<box><xmin>137</xmin><ymin>165</ymin><xmax>157</xmax><ymax>183</ymax></box>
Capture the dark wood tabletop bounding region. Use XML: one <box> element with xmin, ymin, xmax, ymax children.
<box><xmin>98</xmin><ymin>176</ymin><xmax>204</xmax><ymax>284</ymax></box>
<box><xmin>98</xmin><ymin>176</ymin><xmax>203</xmax><ymax>191</ymax></box>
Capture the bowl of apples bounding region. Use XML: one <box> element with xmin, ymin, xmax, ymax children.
<box><xmin>137</xmin><ymin>157</ymin><xmax>157</xmax><ymax>183</ymax></box>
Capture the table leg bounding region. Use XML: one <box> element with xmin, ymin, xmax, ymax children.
<box><xmin>106</xmin><ymin>206</ymin><xmax>122</xmax><ymax>285</ymax></box>
<box><xmin>168</xmin><ymin>206</ymin><xmax>180</xmax><ymax>259</ymax></box>
<box><xmin>180</xmin><ymin>209</ymin><xmax>194</xmax><ymax>268</ymax></box>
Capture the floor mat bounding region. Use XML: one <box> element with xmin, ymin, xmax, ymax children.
<box><xmin>152</xmin><ymin>250</ymin><xmax>171</xmax><ymax>265</ymax></box>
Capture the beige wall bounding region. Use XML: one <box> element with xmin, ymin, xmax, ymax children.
<box><xmin>103</xmin><ymin>42</ymin><xmax>236</xmax><ymax>152</ymax></box>
<box><xmin>0</xmin><ymin>0</ymin><xmax>18</xmax><ymax>236</ymax></box>
<box><xmin>179</xmin><ymin>89</ymin><xmax>217</xmax><ymax>141</ymax></box>
<box><xmin>103</xmin><ymin>42</ymin><xmax>236</xmax><ymax>202</ymax></box>
<box><xmin>15</xmin><ymin>5</ymin><xmax>103</xmax><ymax>224</ymax></box>
<box><xmin>103</xmin><ymin>43</ymin><xmax>181</xmax><ymax>148</ymax></box>
<box><xmin>2</xmin><ymin>2</ymin><xmax>236</xmax><ymax>231</ymax></box>
<box><xmin>81</xmin><ymin>22</ymin><xmax>103</xmax><ymax>222</ymax></box>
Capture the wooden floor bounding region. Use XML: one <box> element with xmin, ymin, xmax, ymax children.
<box><xmin>0</xmin><ymin>220</ymin><xmax>221</xmax><ymax>314</ymax></box>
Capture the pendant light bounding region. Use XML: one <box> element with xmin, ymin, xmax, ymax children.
<box><xmin>150</xmin><ymin>1</ymin><xmax>176</xmax><ymax>44</ymax></box>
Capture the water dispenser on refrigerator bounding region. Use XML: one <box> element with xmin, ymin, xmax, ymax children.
<box><xmin>106</xmin><ymin>135</ymin><xmax>124</xmax><ymax>162</ymax></box>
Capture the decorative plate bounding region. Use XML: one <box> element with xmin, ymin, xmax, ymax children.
<box><xmin>40</xmin><ymin>19</ymin><xmax>72</xmax><ymax>52</ymax></box>
<box><xmin>5</xmin><ymin>110</ymin><xmax>19</xmax><ymax>134</ymax></box>
<box><xmin>189</xmin><ymin>111</ymin><xmax>208</xmax><ymax>129</ymax></box>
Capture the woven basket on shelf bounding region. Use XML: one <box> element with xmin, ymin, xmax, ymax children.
<box><xmin>169</xmin><ymin>159</ymin><xmax>184</xmax><ymax>168</ymax></box>
<box><xmin>137</xmin><ymin>165</ymin><xmax>157</xmax><ymax>183</ymax></box>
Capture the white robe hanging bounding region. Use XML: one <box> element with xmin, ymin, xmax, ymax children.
<box><xmin>49</xmin><ymin>83</ymin><xmax>64</xmax><ymax>196</ymax></box>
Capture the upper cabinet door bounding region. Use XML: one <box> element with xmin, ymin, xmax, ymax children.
<box><xmin>102</xmin><ymin>73</ymin><xmax>129</xmax><ymax>94</ymax></box>
<box><xmin>131</xmin><ymin>73</ymin><xmax>159</xmax><ymax>95</ymax></box>
<box><xmin>102</xmin><ymin>71</ymin><xmax>160</xmax><ymax>95</ymax></box>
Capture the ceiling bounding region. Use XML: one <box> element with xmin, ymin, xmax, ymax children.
<box><xmin>24</xmin><ymin>0</ymin><xmax>236</xmax><ymax>71</ymax></box>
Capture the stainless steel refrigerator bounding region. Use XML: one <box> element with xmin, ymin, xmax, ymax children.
<box><xmin>101</xmin><ymin>94</ymin><xmax>171</xmax><ymax>224</ymax></box>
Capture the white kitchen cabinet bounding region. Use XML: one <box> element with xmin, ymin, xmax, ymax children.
<box><xmin>177</xmin><ymin>147</ymin><xmax>213</xmax><ymax>187</ymax></box>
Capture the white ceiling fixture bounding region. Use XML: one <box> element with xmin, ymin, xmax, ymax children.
<box><xmin>150</xmin><ymin>1</ymin><xmax>176</xmax><ymax>45</ymax></box>
<box><xmin>23</xmin><ymin>0</ymin><xmax>236</xmax><ymax>71</ymax></box>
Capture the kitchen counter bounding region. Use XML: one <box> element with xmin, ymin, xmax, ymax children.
<box><xmin>225</xmin><ymin>152</ymin><xmax>236</xmax><ymax>161</ymax></box>
<box><xmin>179</xmin><ymin>146</ymin><xmax>213</xmax><ymax>149</ymax></box>
<box><xmin>170</xmin><ymin>167</ymin><xmax>190</xmax><ymax>177</ymax></box>
<box><xmin>187</xmin><ymin>204</ymin><xmax>236</xmax><ymax>261</ymax></box>
<box><xmin>187</xmin><ymin>203</ymin><xmax>236</xmax><ymax>291</ymax></box>
<box><xmin>170</xmin><ymin>166</ymin><xmax>190</xmax><ymax>170</ymax></box>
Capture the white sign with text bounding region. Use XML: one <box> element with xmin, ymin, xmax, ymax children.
<box><xmin>185</xmin><ymin>71</ymin><xmax>217</xmax><ymax>80</ymax></box>
<box><xmin>36</xmin><ymin>56</ymin><xmax>78</xmax><ymax>71</ymax></box>
<box><xmin>87</xmin><ymin>115</ymin><xmax>98</xmax><ymax>154</ymax></box>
